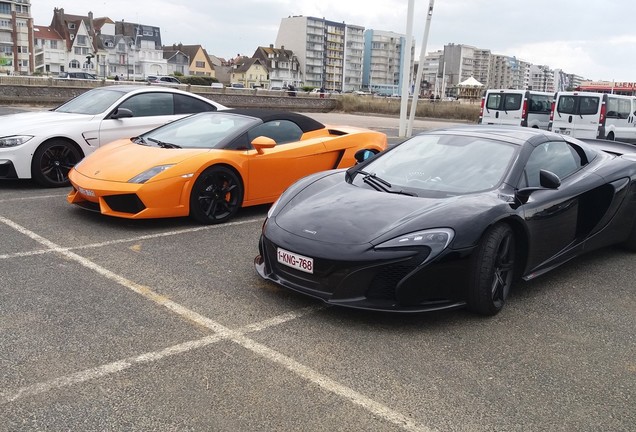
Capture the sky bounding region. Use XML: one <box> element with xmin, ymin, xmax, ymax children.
<box><xmin>31</xmin><ymin>0</ymin><xmax>636</xmax><ymax>82</ymax></box>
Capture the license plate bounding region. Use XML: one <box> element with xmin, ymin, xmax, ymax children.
<box><xmin>78</xmin><ymin>186</ymin><xmax>95</xmax><ymax>197</ymax></box>
<box><xmin>556</xmin><ymin>129</ymin><xmax>570</xmax><ymax>135</ymax></box>
<box><xmin>277</xmin><ymin>248</ymin><xmax>314</xmax><ymax>274</ymax></box>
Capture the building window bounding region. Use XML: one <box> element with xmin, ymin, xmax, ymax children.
<box><xmin>76</xmin><ymin>35</ymin><xmax>87</xmax><ymax>45</ymax></box>
<box><xmin>0</xmin><ymin>3</ymin><xmax>10</xmax><ymax>14</ymax></box>
<box><xmin>68</xmin><ymin>23</ymin><xmax>75</xmax><ymax>29</ymax></box>
<box><xmin>195</xmin><ymin>61</ymin><xmax>205</xmax><ymax>68</ymax></box>
<box><xmin>69</xmin><ymin>60</ymin><xmax>80</xmax><ymax>68</ymax></box>
<box><xmin>50</xmin><ymin>40</ymin><xmax>57</xmax><ymax>49</ymax></box>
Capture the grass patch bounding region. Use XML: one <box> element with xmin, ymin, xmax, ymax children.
<box><xmin>335</xmin><ymin>95</ymin><xmax>481</xmax><ymax>122</ymax></box>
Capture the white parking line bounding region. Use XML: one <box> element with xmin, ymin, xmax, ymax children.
<box><xmin>1</xmin><ymin>306</ymin><xmax>323</xmax><ymax>404</ymax></box>
<box><xmin>0</xmin><ymin>193</ymin><xmax>68</xmax><ymax>204</ymax></box>
<box><xmin>0</xmin><ymin>216</ymin><xmax>434</xmax><ymax>432</ymax></box>
<box><xmin>0</xmin><ymin>217</ymin><xmax>263</xmax><ymax>260</ymax></box>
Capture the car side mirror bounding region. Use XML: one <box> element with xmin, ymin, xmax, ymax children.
<box><xmin>110</xmin><ymin>107</ymin><xmax>133</xmax><ymax>119</ymax></box>
<box><xmin>539</xmin><ymin>169</ymin><xmax>561</xmax><ymax>189</ymax></box>
<box><xmin>516</xmin><ymin>169</ymin><xmax>561</xmax><ymax>203</ymax></box>
<box><xmin>252</xmin><ymin>136</ymin><xmax>276</xmax><ymax>154</ymax></box>
<box><xmin>354</xmin><ymin>149</ymin><xmax>376</xmax><ymax>164</ymax></box>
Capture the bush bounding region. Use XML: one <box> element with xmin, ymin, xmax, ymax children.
<box><xmin>180</xmin><ymin>76</ymin><xmax>216</xmax><ymax>86</ymax></box>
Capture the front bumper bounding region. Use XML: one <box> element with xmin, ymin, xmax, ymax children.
<box><xmin>255</xmin><ymin>232</ymin><xmax>473</xmax><ymax>313</ymax></box>
<box><xmin>67</xmin><ymin>169</ymin><xmax>192</xmax><ymax>219</ymax></box>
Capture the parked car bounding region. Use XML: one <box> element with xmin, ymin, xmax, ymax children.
<box><xmin>478</xmin><ymin>89</ymin><xmax>553</xmax><ymax>129</ymax></box>
<box><xmin>256</xmin><ymin>125</ymin><xmax>636</xmax><ymax>315</ymax></box>
<box><xmin>549</xmin><ymin>91</ymin><xmax>636</xmax><ymax>141</ymax></box>
<box><xmin>67</xmin><ymin>109</ymin><xmax>388</xmax><ymax>224</ymax></box>
<box><xmin>210</xmin><ymin>82</ymin><xmax>224</xmax><ymax>89</ymax></box>
<box><xmin>57</xmin><ymin>72</ymin><xmax>98</xmax><ymax>80</ymax></box>
<box><xmin>147</xmin><ymin>75</ymin><xmax>181</xmax><ymax>84</ymax></box>
<box><xmin>0</xmin><ymin>86</ymin><xmax>226</xmax><ymax>187</ymax></box>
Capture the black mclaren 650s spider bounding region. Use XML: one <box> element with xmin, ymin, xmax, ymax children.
<box><xmin>255</xmin><ymin>125</ymin><xmax>636</xmax><ymax>315</ymax></box>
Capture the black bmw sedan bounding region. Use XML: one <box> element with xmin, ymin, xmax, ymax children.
<box><xmin>255</xmin><ymin>126</ymin><xmax>636</xmax><ymax>315</ymax></box>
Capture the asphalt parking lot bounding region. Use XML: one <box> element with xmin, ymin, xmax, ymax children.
<box><xmin>1</xmin><ymin>109</ymin><xmax>634</xmax><ymax>431</ymax></box>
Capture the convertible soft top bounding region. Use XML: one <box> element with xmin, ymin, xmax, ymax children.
<box><xmin>223</xmin><ymin>108</ymin><xmax>326</xmax><ymax>133</ymax></box>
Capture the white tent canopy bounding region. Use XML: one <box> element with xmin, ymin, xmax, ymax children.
<box><xmin>458</xmin><ymin>76</ymin><xmax>484</xmax><ymax>87</ymax></box>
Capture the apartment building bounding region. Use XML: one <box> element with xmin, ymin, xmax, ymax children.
<box><xmin>529</xmin><ymin>64</ymin><xmax>555</xmax><ymax>92</ymax></box>
<box><xmin>33</xmin><ymin>25</ymin><xmax>64</xmax><ymax>75</ymax></box>
<box><xmin>362</xmin><ymin>29</ymin><xmax>413</xmax><ymax>96</ymax></box>
<box><xmin>440</xmin><ymin>43</ymin><xmax>478</xmax><ymax>88</ymax></box>
<box><xmin>472</xmin><ymin>48</ymin><xmax>491</xmax><ymax>87</ymax></box>
<box><xmin>344</xmin><ymin>25</ymin><xmax>364</xmax><ymax>91</ymax></box>
<box><xmin>0</xmin><ymin>0</ymin><xmax>33</xmax><ymax>74</ymax></box>
<box><xmin>488</xmin><ymin>54</ymin><xmax>530</xmax><ymax>90</ymax></box>
<box><xmin>275</xmin><ymin>15</ymin><xmax>365</xmax><ymax>91</ymax></box>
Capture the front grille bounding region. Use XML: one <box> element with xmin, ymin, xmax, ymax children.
<box><xmin>366</xmin><ymin>263</ymin><xmax>418</xmax><ymax>300</ymax></box>
<box><xmin>103</xmin><ymin>194</ymin><xmax>146</xmax><ymax>214</ymax></box>
<box><xmin>0</xmin><ymin>161</ymin><xmax>18</xmax><ymax>179</ymax></box>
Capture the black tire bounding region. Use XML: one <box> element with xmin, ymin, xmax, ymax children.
<box><xmin>189</xmin><ymin>166</ymin><xmax>243</xmax><ymax>224</ymax></box>
<box><xmin>467</xmin><ymin>223</ymin><xmax>516</xmax><ymax>316</ymax></box>
<box><xmin>607</xmin><ymin>132</ymin><xmax>615</xmax><ymax>141</ymax></box>
<box><xmin>622</xmin><ymin>219</ymin><xmax>636</xmax><ymax>251</ymax></box>
<box><xmin>31</xmin><ymin>140</ymin><xmax>82</xmax><ymax>187</ymax></box>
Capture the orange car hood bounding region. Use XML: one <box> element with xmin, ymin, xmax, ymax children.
<box><xmin>75</xmin><ymin>139</ymin><xmax>208</xmax><ymax>182</ymax></box>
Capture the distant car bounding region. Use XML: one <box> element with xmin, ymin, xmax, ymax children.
<box><xmin>210</xmin><ymin>82</ymin><xmax>224</xmax><ymax>89</ymax></box>
<box><xmin>229</xmin><ymin>83</ymin><xmax>245</xmax><ymax>89</ymax></box>
<box><xmin>67</xmin><ymin>109</ymin><xmax>388</xmax><ymax>224</ymax></box>
<box><xmin>147</xmin><ymin>75</ymin><xmax>181</xmax><ymax>84</ymax></box>
<box><xmin>0</xmin><ymin>85</ymin><xmax>226</xmax><ymax>187</ymax></box>
<box><xmin>255</xmin><ymin>126</ymin><xmax>636</xmax><ymax>316</ymax></box>
<box><xmin>57</xmin><ymin>72</ymin><xmax>98</xmax><ymax>80</ymax></box>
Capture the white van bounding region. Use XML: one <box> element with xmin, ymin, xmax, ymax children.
<box><xmin>478</xmin><ymin>89</ymin><xmax>553</xmax><ymax>129</ymax></box>
<box><xmin>548</xmin><ymin>91</ymin><xmax>636</xmax><ymax>142</ymax></box>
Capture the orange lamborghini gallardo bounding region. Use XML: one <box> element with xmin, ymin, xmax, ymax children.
<box><xmin>67</xmin><ymin>109</ymin><xmax>387</xmax><ymax>224</ymax></box>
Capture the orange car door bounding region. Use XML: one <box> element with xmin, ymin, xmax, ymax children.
<box><xmin>246</xmin><ymin>138</ymin><xmax>334</xmax><ymax>203</ymax></box>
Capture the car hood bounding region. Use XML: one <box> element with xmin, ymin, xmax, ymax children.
<box><xmin>0</xmin><ymin>111</ymin><xmax>95</xmax><ymax>135</ymax></box>
<box><xmin>274</xmin><ymin>172</ymin><xmax>502</xmax><ymax>247</ymax></box>
<box><xmin>74</xmin><ymin>139</ymin><xmax>209</xmax><ymax>182</ymax></box>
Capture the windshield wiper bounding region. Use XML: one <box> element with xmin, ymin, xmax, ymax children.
<box><xmin>147</xmin><ymin>137</ymin><xmax>181</xmax><ymax>149</ymax></box>
<box><xmin>132</xmin><ymin>136</ymin><xmax>149</xmax><ymax>145</ymax></box>
<box><xmin>359</xmin><ymin>171</ymin><xmax>416</xmax><ymax>196</ymax></box>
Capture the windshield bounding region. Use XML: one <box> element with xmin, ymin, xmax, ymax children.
<box><xmin>54</xmin><ymin>87</ymin><xmax>129</xmax><ymax>115</ymax></box>
<box><xmin>354</xmin><ymin>134</ymin><xmax>517</xmax><ymax>196</ymax></box>
<box><xmin>141</xmin><ymin>112</ymin><xmax>259</xmax><ymax>149</ymax></box>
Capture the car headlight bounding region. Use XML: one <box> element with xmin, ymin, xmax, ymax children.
<box><xmin>0</xmin><ymin>135</ymin><xmax>34</xmax><ymax>148</ymax></box>
<box><xmin>375</xmin><ymin>228</ymin><xmax>454</xmax><ymax>264</ymax></box>
<box><xmin>128</xmin><ymin>164</ymin><xmax>175</xmax><ymax>184</ymax></box>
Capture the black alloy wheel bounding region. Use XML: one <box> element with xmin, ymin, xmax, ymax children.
<box><xmin>189</xmin><ymin>165</ymin><xmax>243</xmax><ymax>224</ymax></box>
<box><xmin>468</xmin><ymin>223</ymin><xmax>516</xmax><ymax>315</ymax></box>
<box><xmin>31</xmin><ymin>140</ymin><xmax>82</xmax><ymax>188</ymax></box>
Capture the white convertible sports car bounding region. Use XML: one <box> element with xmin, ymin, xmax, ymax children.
<box><xmin>0</xmin><ymin>85</ymin><xmax>226</xmax><ymax>187</ymax></box>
